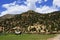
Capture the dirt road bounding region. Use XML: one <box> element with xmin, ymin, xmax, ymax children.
<box><xmin>47</xmin><ymin>34</ymin><xmax>60</xmax><ymax>40</ymax></box>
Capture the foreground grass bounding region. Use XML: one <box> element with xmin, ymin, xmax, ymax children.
<box><xmin>0</xmin><ymin>34</ymin><xmax>56</xmax><ymax>40</ymax></box>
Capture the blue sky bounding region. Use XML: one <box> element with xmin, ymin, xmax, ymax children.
<box><xmin>0</xmin><ymin>0</ymin><xmax>53</xmax><ymax>12</ymax></box>
<box><xmin>0</xmin><ymin>0</ymin><xmax>60</xmax><ymax>16</ymax></box>
<box><xmin>0</xmin><ymin>0</ymin><xmax>16</xmax><ymax>12</ymax></box>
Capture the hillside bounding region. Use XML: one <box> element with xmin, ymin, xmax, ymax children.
<box><xmin>0</xmin><ymin>14</ymin><xmax>15</xmax><ymax>22</ymax></box>
<box><xmin>0</xmin><ymin>10</ymin><xmax>60</xmax><ymax>33</ymax></box>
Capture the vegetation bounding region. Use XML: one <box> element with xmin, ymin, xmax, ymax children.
<box><xmin>0</xmin><ymin>10</ymin><xmax>60</xmax><ymax>33</ymax></box>
<box><xmin>0</xmin><ymin>34</ymin><xmax>55</xmax><ymax>40</ymax></box>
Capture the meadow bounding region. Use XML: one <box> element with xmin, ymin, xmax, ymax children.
<box><xmin>0</xmin><ymin>34</ymin><xmax>55</xmax><ymax>40</ymax></box>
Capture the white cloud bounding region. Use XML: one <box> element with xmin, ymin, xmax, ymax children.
<box><xmin>35</xmin><ymin>0</ymin><xmax>60</xmax><ymax>13</ymax></box>
<box><xmin>35</xmin><ymin>6</ymin><xmax>58</xmax><ymax>13</ymax></box>
<box><xmin>27</xmin><ymin>0</ymin><xmax>37</xmax><ymax>2</ymax></box>
<box><xmin>44</xmin><ymin>0</ymin><xmax>47</xmax><ymax>2</ymax></box>
<box><xmin>53</xmin><ymin>0</ymin><xmax>60</xmax><ymax>7</ymax></box>
<box><xmin>0</xmin><ymin>1</ymin><xmax>29</xmax><ymax>17</ymax></box>
<box><xmin>2</xmin><ymin>1</ymin><xmax>16</xmax><ymax>9</ymax></box>
<box><xmin>27</xmin><ymin>0</ymin><xmax>37</xmax><ymax>10</ymax></box>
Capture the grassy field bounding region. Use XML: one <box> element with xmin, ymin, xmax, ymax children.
<box><xmin>0</xmin><ymin>34</ymin><xmax>56</xmax><ymax>40</ymax></box>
